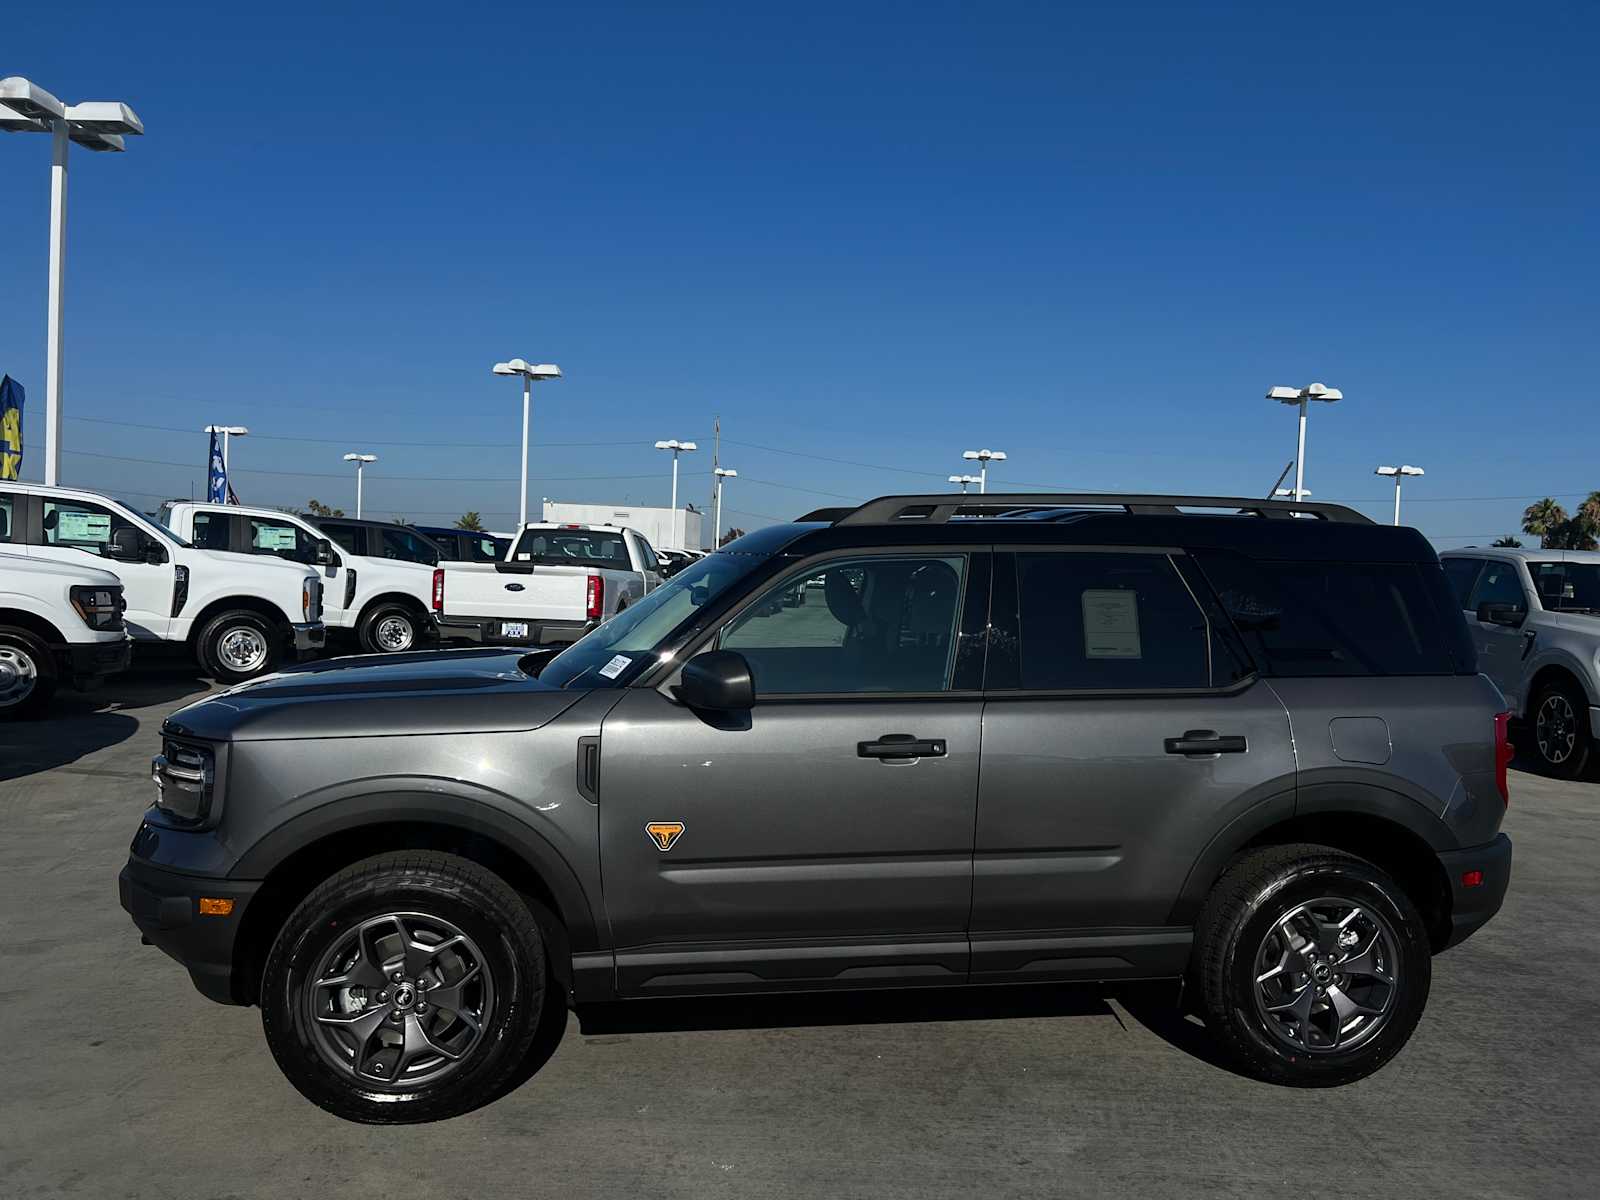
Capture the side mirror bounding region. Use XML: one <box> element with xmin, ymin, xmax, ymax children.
<box><xmin>677</xmin><ymin>650</ymin><xmax>754</xmax><ymax>712</ymax></box>
<box><xmin>106</xmin><ymin>526</ymin><xmax>142</xmax><ymax>562</ymax></box>
<box><xmin>314</xmin><ymin>539</ymin><xmax>336</xmax><ymax>566</ymax></box>
<box><xmin>1477</xmin><ymin>601</ymin><xmax>1525</xmax><ymax>628</ymax></box>
<box><xmin>142</xmin><ymin>538</ymin><xmax>167</xmax><ymax>565</ymax></box>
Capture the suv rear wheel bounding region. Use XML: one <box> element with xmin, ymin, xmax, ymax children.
<box><xmin>1530</xmin><ymin>678</ymin><xmax>1592</xmax><ymax>779</ymax></box>
<box><xmin>1192</xmin><ymin>844</ymin><xmax>1431</xmax><ymax>1087</ymax></box>
<box><xmin>260</xmin><ymin>851</ymin><xmax>547</xmax><ymax>1124</ymax></box>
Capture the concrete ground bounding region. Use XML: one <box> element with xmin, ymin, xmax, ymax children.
<box><xmin>2</xmin><ymin>667</ymin><xmax>1595</xmax><ymax>1199</ymax></box>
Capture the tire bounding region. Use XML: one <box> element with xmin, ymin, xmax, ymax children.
<box><xmin>1192</xmin><ymin>843</ymin><xmax>1431</xmax><ymax>1087</ymax></box>
<box><xmin>1529</xmin><ymin>678</ymin><xmax>1593</xmax><ymax>779</ymax></box>
<box><xmin>0</xmin><ymin>626</ymin><xmax>57</xmax><ymax>719</ymax></box>
<box><xmin>196</xmin><ymin>609</ymin><xmax>280</xmax><ymax>683</ymax></box>
<box><xmin>260</xmin><ymin>851</ymin><xmax>547</xmax><ymax>1124</ymax></box>
<box><xmin>359</xmin><ymin>603</ymin><xmax>421</xmax><ymax>654</ymax></box>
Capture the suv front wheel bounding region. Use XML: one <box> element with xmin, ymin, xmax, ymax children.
<box><xmin>1192</xmin><ymin>844</ymin><xmax>1431</xmax><ymax>1087</ymax></box>
<box><xmin>261</xmin><ymin>851</ymin><xmax>547</xmax><ymax>1123</ymax></box>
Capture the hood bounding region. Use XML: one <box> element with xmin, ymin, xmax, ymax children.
<box><xmin>163</xmin><ymin>647</ymin><xmax>586</xmax><ymax>742</ymax></box>
<box><xmin>183</xmin><ymin>546</ymin><xmax>313</xmax><ymax>575</ymax></box>
<box><xmin>0</xmin><ymin>550</ymin><xmax>121</xmax><ymax>587</ymax></box>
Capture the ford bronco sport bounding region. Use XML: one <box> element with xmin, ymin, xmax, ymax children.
<box><xmin>120</xmin><ymin>493</ymin><xmax>1513</xmax><ymax>1122</ymax></box>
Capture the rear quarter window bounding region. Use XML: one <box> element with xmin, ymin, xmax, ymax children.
<box><xmin>1193</xmin><ymin>551</ymin><xmax>1468</xmax><ymax>677</ymax></box>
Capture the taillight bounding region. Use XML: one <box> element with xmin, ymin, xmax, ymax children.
<box><xmin>1494</xmin><ymin>710</ymin><xmax>1513</xmax><ymax>806</ymax></box>
<box><xmin>432</xmin><ymin>568</ymin><xmax>445</xmax><ymax>613</ymax></box>
<box><xmin>586</xmin><ymin>573</ymin><xmax>603</xmax><ymax>620</ymax></box>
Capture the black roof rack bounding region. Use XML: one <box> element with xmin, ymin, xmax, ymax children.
<box><xmin>827</xmin><ymin>493</ymin><xmax>1373</xmax><ymax>526</ymax></box>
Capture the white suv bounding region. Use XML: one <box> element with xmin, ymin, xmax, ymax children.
<box><xmin>0</xmin><ymin>547</ymin><xmax>131</xmax><ymax>717</ymax></box>
<box><xmin>1440</xmin><ymin>547</ymin><xmax>1600</xmax><ymax>778</ymax></box>
<box><xmin>0</xmin><ymin>484</ymin><xmax>325</xmax><ymax>683</ymax></box>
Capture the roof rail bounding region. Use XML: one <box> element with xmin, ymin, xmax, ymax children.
<box><xmin>830</xmin><ymin>493</ymin><xmax>1373</xmax><ymax>526</ymax></box>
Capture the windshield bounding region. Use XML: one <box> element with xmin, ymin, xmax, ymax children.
<box><xmin>539</xmin><ymin>550</ymin><xmax>771</xmax><ymax>689</ymax></box>
<box><xmin>119</xmin><ymin>499</ymin><xmax>191</xmax><ymax>547</ymax></box>
<box><xmin>1530</xmin><ymin>561</ymin><xmax>1600</xmax><ymax>614</ymax></box>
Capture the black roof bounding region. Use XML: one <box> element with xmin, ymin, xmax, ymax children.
<box><xmin>742</xmin><ymin>493</ymin><xmax>1436</xmax><ymax>564</ymax></box>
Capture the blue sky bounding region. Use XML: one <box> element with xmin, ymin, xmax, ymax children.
<box><xmin>4</xmin><ymin>1</ymin><xmax>1595</xmax><ymax>543</ymax></box>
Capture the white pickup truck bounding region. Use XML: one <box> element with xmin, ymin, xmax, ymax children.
<box><xmin>0</xmin><ymin>549</ymin><xmax>132</xmax><ymax>717</ymax></box>
<box><xmin>437</xmin><ymin>522</ymin><xmax>663</xmax><ymax>647</ymax></box>
<box><xmin>0</xmin><ymin>483</ymin><xmax>324</xmax><ymax>683</ymax></box>
<box><xmin>159</xmin><ymin>502</ymin><xmax>441</xmax><ymax>654</ymax></box>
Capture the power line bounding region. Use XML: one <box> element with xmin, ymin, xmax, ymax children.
<box><xmin>66</xmin><ymin>415</ymin><xmax>639</xmax><ymax>450</ymax></box>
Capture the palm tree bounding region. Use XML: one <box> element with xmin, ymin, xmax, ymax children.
<box><xmin>1492</xmin><ymin>535</ymin><xmax>1523</xmax><ymax>547</ymax></box>
<box><xmin>1522</xmin><ymin>498</ymin><xmax>1568</xmax><ymax>547</ymax></box>
<box><xmin>455</xmin><ymin>511</ymin><xmax>486</xmax><ymax>531</ymax></box>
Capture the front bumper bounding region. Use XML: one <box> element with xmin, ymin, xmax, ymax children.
<box><xmin>290</xmin><ymin>621</ymin><xmax>326</xmax><ymax>656</ymax></box>
<box><xmin>436</xmin><ymin>616</ymin><xmax>594</xmax><ymax>647</ymax></box>
<box><xmin>56</xmin><ymin>635</ymin><xmax>133</xmax><ymax>686</ymax></box>
<box><xmin>119</xmin><ymin>856</ymin><xmax>259</xmax><ymax>1005</ymax></box>
<box><xmin>1435</xmin><ymin>833</ymin><xmax>1513</xmax><ymax>951</ymax></box>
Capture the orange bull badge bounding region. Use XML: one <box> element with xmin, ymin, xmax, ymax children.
<box><xmin>645</xmin><ymin>822</ymin><xmax>685</xmax><ymax>851</ymax></box>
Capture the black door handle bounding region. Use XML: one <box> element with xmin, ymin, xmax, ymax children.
<box><xmin>859</xmin><ymin>734</ymin><xmax>947</xmax><ymax>759</ymax></box>
<box><xmin>1164</xmin><ymin>730</ymin><xmax>1248</xmax><ymax>756</ymax></box>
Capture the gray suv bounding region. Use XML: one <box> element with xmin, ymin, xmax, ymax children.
<box><xmin>1440</xmin><ymin>547</ymin><xmax>1600</xmax><ymax>778</ymax></box>
<box><xmin>120</xmin><ymin>493</ymin><xmax>1513</xmax><ymax>1122</ymax></box>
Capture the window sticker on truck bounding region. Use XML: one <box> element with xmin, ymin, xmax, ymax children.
<box><xmin>1082</xmin><ymin>589</ymin><xmax>1142</xmax><ymax>658</ymax></box>
<box><xmin>598</xmin><ymin>654</ymin><xmax>631</xmax><ymax>679</ymax></box>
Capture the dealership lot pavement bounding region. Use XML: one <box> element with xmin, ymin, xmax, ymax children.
<box><xmin>2</xmin><ymin>669</ymin><xmax>1596</xmax><ymax>1199</ymax></box>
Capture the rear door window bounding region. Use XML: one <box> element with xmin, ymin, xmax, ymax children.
<box><xmin>320</xmin><ymin>523</ymin><xmax>363</xmax><ymax>555</ymax></box>
<box><xmin>1195</xmin><ymin>553</ymin><xmax>1460</xmax><ymax>676</ymax></box>
<box><xmin>190</xmin><ymin>511</ymin><xmax>232</xmax><ymax>551</ymax></box>
<box><xmin>379</xmin><ymin>526</ymin><xmax>439</xmax><ymax>564</ymax></box>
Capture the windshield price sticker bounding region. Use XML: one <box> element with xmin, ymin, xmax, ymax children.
<box><xmin>1082</xmin><ymin>589</ymin><xmax>1142</xmax><ymax>658</ymax></box>
<box><xmin>598</xmin><ymin>654</ymin><xmax>632</xmax><ymax>679</ymax></box>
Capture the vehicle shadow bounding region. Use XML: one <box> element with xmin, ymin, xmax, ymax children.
<box><xmin>0</xmin><ymin>668</ymin><xmax>212</xmax><ymax>782</ymax></box>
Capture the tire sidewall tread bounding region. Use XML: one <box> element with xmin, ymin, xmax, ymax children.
<box><xmin>0</xmin><ymin>625</ymin><xmax>58</xmax><ymax>719</ymax></box>
<box><xmin>198</xmin><ymin>609</ymin><xmax>279</xmax><ymax>683</ymax></box>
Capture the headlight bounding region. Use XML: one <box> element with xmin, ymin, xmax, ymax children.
<box><xmin>70</xmin><ymin>585</ymin><xmax>125</xmax><ymax>631</ymax></box>
<box><xmin>151</xmin><ymin>739</ymin><xmax>214</xmax><ymax>824</ymax></box>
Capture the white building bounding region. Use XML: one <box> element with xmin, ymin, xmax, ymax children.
<box><xmin>541</xmin><ymin>499</ymin><xmax>706</xmax><ymax>553</ymax></box>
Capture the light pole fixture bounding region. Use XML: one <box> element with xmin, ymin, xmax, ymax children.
<box><xmin>654</xmin><ymin>439</ymin><xmax>698</xmax><ymax>550</ymax></box>
<box><xmin>713</xmin><ymin>466</ymin><xmax>737</xmax><ymax>549</ymax></box>
<box><xmin>1266</xmin><ymin>383</ymin><xmax>1342</xmax><ymax>512</ymax></box>
<box><xmin>492</xmin><ymin>358</ymin><xmax>562</xmax><ymax>527</ymax></box>
<box><xmin>2</xmin><ymin>77</ymin><xmax>144</xmax><ymax>487</ymax></box>
<box><xmin>949</xmin><ymin>474</ymin><xmax>982</xmax><ymax>494</ymax></box>
<box><xmin>204</xmin><ymin>425</ymin><xmax>249</xmax><ymax>472</ymax></box>
<box><xmin>343</xmin><ymin>453</ymin><xmax>377</xmax><ymax>518</ymax></box>
<box><xmin>961</xmin><ymin>449</ymin><xmax>1007</xmax><ymax>493</ymax></box>
<box><xmin>1273</xmin><ymin>486</ymin><xmax>1311</xmax><ymax>499</ymax></box>
<box><xmin>1375</xmin><ymin>464</ymin><xmax>1424</xmax><ymax>526</ymax></box>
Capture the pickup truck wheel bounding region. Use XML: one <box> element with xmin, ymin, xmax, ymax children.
<box><xmin>261</xmin><ymin>851</ymin><xmax>547</xmax><ymax>1124</ymax></box>
<box><xmin>360</xmin><ymin>604</ymin><xmax>419</xmax><ymax>654</ymax></box>
<box><xmin>0</xmin><ymin>626</ymin><xmax>56</xmax><ymax>719</ymax></box>
<box><xmin>1530</xmin><ymin>679</ymin><xmax>1592</xmax><ymax>779</ymax></box>
<box><xmin>1192</xmin><ymin>844</ymin><xmax>1431</xmax><ymax>1087</ymax></box>
<box><xmin>197</xmin><ymin>610</ymin><xmax>279</xmax><ymax>683</ymax></box>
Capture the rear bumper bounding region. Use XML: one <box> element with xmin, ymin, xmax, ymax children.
<box><xmin>119</xmin><ymin>857</ymin><xmax>258</xmax><ymax>1005</ymax></box>
<box><xmin>290</xmin><ymin>621</ymin><xmax>326</xmax><ymax>656</ymax></box>
<box><xmin>56</xmin><ymin>635</ymin><xmax>133</xmax><ymax>685</ymax></box>
<box><xmin>436</xmin><ymin>616</ymin><xmax>594</xmax><ymax>647</ymax></box>
<box><xmin>1435</xmin><ymin>833</ymin><xmax>1513</xmax><ymax>951</ymax></box>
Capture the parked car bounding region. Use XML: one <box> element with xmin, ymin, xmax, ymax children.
<box><xmin>121</xmin><ymin>492</ymin><xmax>1511</xmax><ymax>1122</ymax></box>
<box><xmin>160</xmin><ymin>503</ymin><xmax>442</xmax><ymax>655</ymax></box>
<box><xmin>1</xmin><ymin>483</ymin><xmax>324</xmax><ymax>683</ymax></box>
<box><xmin>415</xmin><ymin>526</ymin><xmax>510</xmax><ymax>565</ymax></box>
<box><xmin>1440</xmin><ymin>547</ymin><xmax>1600</xmax><ymax>777</ymax></box>
<box><xmin>0</xmin><ymin>546</ymin><xmax>131</xmax><ymax>717</ymax></box>
<box><xmin>436</xmin><ymin>522</ymin><xmax>662</xmax><ymax>647</ymax></box>
<box><xmin>655</xmin><ymin>547</ymin><xmax>702</xmax><ymax>578</ymax></box>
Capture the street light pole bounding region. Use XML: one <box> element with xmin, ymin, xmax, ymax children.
<box><xmin>962</xmin><ymin>449</ymin><xmax>1007</xmax><ymax>493</ymax></box>
<box><xmin>654</xmin><ymin>439</ymin><xmax>698</xmax><ymax>550</ymax></box>
<box><xmin>205</xmin><ymin>425</ymin><xmax>249</xmax><ymax>472</ymax></box>
<box><xmin>492</xmin><ymin>359</ymin><xmax>563</xmax><ymax>527</ymax></box>
<box><xmin>1267</xmin><ymin>383</ymin><xmax>1342</xmax><ymax>509</ymax></box>
<box><xmin>948</xmin><ymin>474</ymin><xmax>980</xmax><ymax>494</ymax></box>
<box><xmin>1375</xmin><ymin>465</ymin><xmax>1424</xmax><ymax>526</ymax></box>
<box><xmin>344</xmin><ymin>453</ymin><xmax>377</xmax><ymax>518</ymax></box>
<box><xmin>713</xmin><ymin>467</ymin><xmax>737</xmax><ymax>548</ymax></box>
<box><xmin>2</xmin><ymin>77</ymin><xmax>145</xmax><ymax>486</ymax></box>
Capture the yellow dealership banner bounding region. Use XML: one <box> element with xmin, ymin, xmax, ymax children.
<box><xmin>0</xmin><ymin>375</ymin><xmax>23</xmax><ymax>481</ymax></box>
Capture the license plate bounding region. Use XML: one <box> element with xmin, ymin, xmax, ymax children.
<box><xmin>500</xmin><ymin>621</ymin><xmax>529</xmax><ymax>639</ymax></box>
